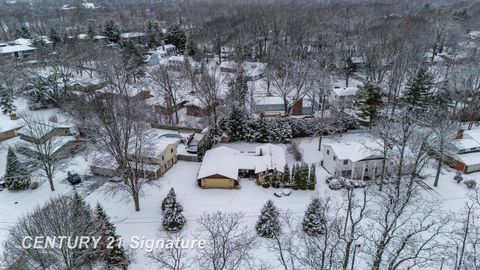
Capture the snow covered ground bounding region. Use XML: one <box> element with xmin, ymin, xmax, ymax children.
<box><xmin>1</xmin><ymin>132</ymin><xmax>479</xmax><ymax>268</ymax></box>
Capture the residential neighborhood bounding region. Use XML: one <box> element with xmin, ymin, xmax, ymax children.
<box><xmin>1</xmin><ymin>0</ymin><xmax>480</xmax><ymax>269</ymax></box>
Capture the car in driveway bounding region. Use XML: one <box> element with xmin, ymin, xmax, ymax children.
<box><xmin>67</xmin><ymin>172</ymin><xmax>82</xmax><ymax>185</ymax></box>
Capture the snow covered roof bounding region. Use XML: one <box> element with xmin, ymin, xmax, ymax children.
<box><xmin>161</xmin><ymin>44</ymin><xmax>176</xmax><ymax>50</ymax></box>
<box><xmin>220</xmin><ymin>61</ymin><xmax>238</xmax><ymax>70</ymax></box>
<box><xmin>243</xmin><ymin>61</ymin><xmax>266</xmax><ymax>78</ymax></box>
<box><xmin>332</xmin><ymin>86</ymin><xmax>358</xmax><ymax>97</ymax></box>
<box><xmin>0</xmin><ymin>114</ymin><xmax>22</xmax><ymax>133</ymax></box>
<box><xmin>468</xmin><ymin>31</ymin><xmax>480</xmax><ymax>40</ymax></box>
<box><xmin>128</xmin><ymin>129</ymin><xmax>180</xmax><ymax>158</ymax></box>
<box><xmin>325</xmin><ymin>136</ymin><xmax>383</xmax><ymax>162</ymax></box>
<box><xmin>255</xmin><ymin>96</ymin><xmax>284</xmax><ymax>106</ymax></box>
<box><xmin>455</xmin><ymin>152</ymin><xmax>480</xmax><ymax>166</ymax></box>
<box><xmin>77</xmin><ymin>34</ymin><xmax>88</xmax><ymax>40</ymax></box>
<box><xmin>463</xmin><ymin>129</ymin><xmax>480</xmax><ymax>144</ymax></box>
<box><xmin>168</xmin><ymin>55</ymin><xmax>184</xmax><ymax>62</ymax></box>
<box><xmin>120</xmin><ymin>32</ymin><xmax>145</xmax><ymax>39</ymax></box>
<box><xmin>197</xmin><ymin>144</ymin><xmax>286</xmax><ymax>180</ymax></box>
<box><xmin>0</xmin><ymin>44</ymin><xmax>36</xmax><ymax>54</ymax></box>
<box><xmin>13</xmin><ymin>38</ymin><xmax>32</xmax><ymax>46</ymax></box>
<box><xmin>93</xmin><ymin>35</ymin><xmax>106</xmax><ymax>40</ymax></box>
<box><xmin>452</xmin><ymin>138</ymin><xmax>480</xmax><ymax>151</ymax></box>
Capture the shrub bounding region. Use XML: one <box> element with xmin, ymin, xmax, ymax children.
<box><xmin>464</xmin><ymin>180</ymin><xmax>477</xmax><ymax>189</ymax></box>
<box><xmin>30</xmin><ymin>181</ymin><xmax>39</xmax><ymax>190</ymax></box>
<box><xmin>454</xmin><ymin>172</ymin><xmax>463</xmax><ymax>183</ymax></box>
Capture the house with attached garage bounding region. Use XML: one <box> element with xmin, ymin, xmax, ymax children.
<box><xmin>197</xmin><ymin>144</ymin><xmax>286</xmax><ymax>189</ymax></box>
<box><xmin>447</xmin><ymin>129</ymin><xmax>480</xmax><ymax>173</ymax></box>
<box><xmin>89</xmin><ymin>129</ymin><xmax>179</xmax><ymax>180</ymax></box>
<box><xmin>322</xmin><ymin>136</ymin><xmax>386</xmax><ymax>180</ymax></box>
<box><xmin>0</xmin><ymin>42</ymin><xmax>36</xmax><ymax>61</ymax></box>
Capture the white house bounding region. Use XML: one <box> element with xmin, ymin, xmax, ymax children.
<box><xmin>322</xmin><ymin>136</ymin><xmax>385</xmax><ymax>180</ymax></box>
<box><xmin>0</xmin><ymin>42</ymin><xmax>36</xmax><ymax>60</ymax></box>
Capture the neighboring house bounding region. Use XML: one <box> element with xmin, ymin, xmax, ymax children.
<box><xmin>16</xmin><ymin>122</ymin><xmax>85</xmax><ymax>159</ymax></box>
<box><xmin>0</xmin><ymin>114</ymin><xmax>22</xmax><ymax>141</ymax></box>
<box><xmin>328</xmin><ymin>86</ymin><xmax>358</xmax><ymax>108</ymax></box>
<box><xmin>120</xmin><ymin>32</ymin><xmax>146</xmax><ymax>43</ymax></box>
<box><xmin>243</xmin><ymin>61</ymin><xmax>267</xmax><ymax>81</ymax></box>
<box><xmin>90</xmin><ymin>129</ymin><xmax>179</xmax><ymax>180</ymax></box>
<box><xmin>253</xmin><ymin>96</ymin><xmax>313</xmax><ymax>116</ymax></box>
<box><xmin>322</xmin><ymin>136</ymin><xmax>386</xmax><ymax>180</ymax></box>
<box><xmin>220</xmin><ymin>61</ymin><xmax>238</xmax><ymax>73</ymax></box>
<box><xmin>448</xmin><ymin>129</ymin><xmax>480</xmax><ymax>173</ymax></box>
<box><xmin>167</xmin><ymin>55</ymin><xmax>185</xmax><ymax>71</ymax></box>
<box><xmin>197</xmin><ymin>144</ymin><xmax>286</xmax><ymax>189</ymax></box>
<box><xmin>0</xmin><ymin>42</ymin><xmax>36</xmax><ymax>60</ymax></box>
<box><xmin>147</xmin><ymin>44</ymin><xmax>177</xmax><ymax>66</ymax></box>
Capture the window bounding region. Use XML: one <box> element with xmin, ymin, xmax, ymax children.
<box><xmin>343</xmin><ymin>160</ymin><xmax>348</xmax><ymax>165</ymax></box>
<box><xmin>162</xmin><ymin>155</ymin><xmax>165</xmax><ymax>161</ymax></box>
<box><xmin>333</xmin><ymin>156</ymin><xmax>336</xmax><ymax>161</ymax></box>
<box><xmin>326</xmin><ymin>150</ymin><xmax>330</xmax><ymax>155</ymax></box>
<box><xmin>171</xmin><ymin>148</ymin><xmax>174</xmax><ymax>153</ymax></box>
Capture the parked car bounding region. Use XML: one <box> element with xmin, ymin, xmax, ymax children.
<box><xmin>282</xmin><ymin>189</ymin><xmax>292</xmax><ymax>196</ymax></box>
<box><xmin>67</xmin><ymin>171</ymin><xmax>82</xmax><ymax>185</ymax></box>
<box><xmin>274</xmin><ymin>192</ymin><xmax>283</xmax><ymax>198</ymax></box>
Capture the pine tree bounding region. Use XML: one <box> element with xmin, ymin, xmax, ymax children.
<box><xmin>87</xmin><ymin>22</ymin><xmax>96</xmax><ymax>39</ymax></box>
<box><xmin>146</xmin><ymin>20</ymin><xmax>163</xmax><ymax>48</ymax></box>
<box><xmin>282</xmin><ymin>164</ymin><xmax>290</xmax><ymax>187</ymax></box>
<box><xmin>354</xmin><ymin>81</ymin><xmax>383</xmax><ymax>125</ymax></box>
<box><xmin>4</xmin><ymin>148</ymin><xmax>30</xmax><ymax>190</ymax></box>
<box><xmin>165</xmin><ymin>24</ymin><xmax>186</xmax><ymax>51</ymax></box>
<box><xmin>271</xmin><ymin>170</ymin><xmax>280</xmax><ymax>188</ymax></box>
<box><xmin>299</xmin><ymin>163</ymin><xmax>309</xmax><ymax>190</ymax></box>
<box><xmin>161</xmin><ymin>188</ymin><xmax>186</xmax><ymax>232</ymax></box>
<box><xmin>161</xmin><ymin>188</ymin><xmax>177</xmax><ymax>213</ymax></box>
<box><xmin>0</xmin><ymin>85</ymin><xmax>16</xmax><ymax>115</ymax></box>
<box><xmin>95</xmin><ymin>204</ymin><xmax>129</xmax><ymax>269</ymax></box>
<box><xmin>405</xmin><ymin>67</ymin><xmax>433</xmax><ymax>108</ymax></box>
<box><xmin>49</xmin><ymin>27</ymin><xmax>61</xmax><ymax>46</ymax></box>
<box><xmin>255</xmin><ymin>117</ymin><xmax>269</xmax><ymax>143</ymax></box>
<box><xmin>292</xmin><ymin>164</ymin><xmax>299</xmax><ymax>189</ymax></box>
<box><xmin>302</xmin><ymin>198</ymin><xmax>326</xmax><ymax>236</ymax></box>
<box><xmin>256</xmin><ymin>200</ymin><xmax>281</xmax><ymax>238</ymax></box>
<box><xmin>14</xmin><ymin>26</ymin><xmax>31</xmax><ymax>39</ymax></box>
<box><xmin>308</xmin><ymin>164</ymin><xmax>316</xmax><ymax>190</ymax></box>
<box><xmin>104</xmin><ymin>20</ymin><xmax>121</xmax><ymax>43</ymax></box>
<box><xmin>227</xmin><ymin>107</ymin><xmax>248</xmax><ymax>141</ymax></box>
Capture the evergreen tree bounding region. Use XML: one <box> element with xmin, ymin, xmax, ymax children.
<box><xmin>299</xmin><ymin>163</ymin><xmax>309</xmax><ymax>190</ymax></box>
<box><xmin>185</xmin><ymin>38</ymin><xmax>197</xmax><ymax>57</ymax></box>
<box><xmin>0</xmin><ymin>85</ymin><xmax>16</xmax><ymax>115</ymax></box>
<box><xmin>145</xmin><ymin>20</ymin><xmax>163</xmax><ymax>48</ymax></box>
<box><xmin>292</xmin><ymin>164</ymin><xmax>301</xmax><ymax>189</ymax></box>
<box><xmin>49</xmin><ymin>27</ymin><xmax>61</xmax><ymax>46</ymax></box>
<box><xmin>405</xmin><ymin>67</ymin><xmax>434</xmax><ymax>108</ymax></box>
<box><xmin>165</xmin><ymin>24</ymin><xmax>186</xmax><ymax>51</ymax></box>
<box><xmin>262</xmin><ymin>175</ymin><xmax>271</xmax><ymax>188</ymax></box>
<box><xmin>87</xmin><ymin>22</ymin><xmax>96</xmax><ymax>39</ymax></box>
<box><xmin>255</xmin><ymin>200</ymin><xmax>281</xmax><ymax>238</ymax></box>
<box><xmin>308</xmin><ymin>164</ymin><xmax>316</xmax><ymax>190</ymax></box>
<box><xmin>122</xmin><ymin>42</ymin><xmax>145</xmax><ymax>82</ymax></box>
<box><xmin>255</xmin><ymin>117</ymin><xmax>269</xmax><ymax>143</ymax></box>
<box><xmin>161</xmin><ymin>188</ymin><xmax>177</xmax><ymax>213</ymax></box>
<box><xmin>104</xmin><ymin>20</ymin><xmax>121</xmax><ymax>43</ymax></box>
<box><xmin>271</xmin><ymin>170</ymin><xmax>280</xmax><ymax>188</ymax></box>
<box><xmin>227</xmin><ymin>107</ymin><xmax>248</xmax><ymax>141</ymax></box>
<box><xmin>161</xmin><ymin>188</ymin><xmax>186</xmax><ymax>232</ymax></box>
<box><xmin>95</xmin><ymin>203</ymin><xmax>129</xmax><ymax>269</ymax></box>
<box><xmin>282</xmin><ymin>164</ymin><xmax>290</xmax><ymax>187</ymax></box>
<box><xmin>302</xmin><ymin>198</ymin><xmax>326</xmax><ymax>236</ymax></box>
<box><xmin>354</xmin><ymin>81</ymin><xmax>383</xmax><ymax>125</ymax></box>
<box><xmin>4</xmin><ymin>148</ymin><xmax>30</xmax><ymax>190</ymax></box>
<box><xmin>14</xmin><ymin>26</ymin><xmax>31</xmax><ymax>39</ymax></box>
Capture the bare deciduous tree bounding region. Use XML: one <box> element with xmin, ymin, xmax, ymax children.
<box><xmin>195</xmin><ymin>211</ymin><xmax>256</xmax><ymax>270</ymax></box>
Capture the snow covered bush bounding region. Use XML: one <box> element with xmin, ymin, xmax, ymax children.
<box><xmin>308</xmin><ymin>165</ymin><xmax>316</xmax><ymax>190</ymax></box>
<box><xmin>262</xmin><ymin>176</ymin><xmax>271</xmax><ymax>188</ymax></box>
<box><xmin>464</xmin><ymin>180</ymin><xmax>477</xmax><ymax>189</ymax></box>
<box><xmin>256</xmin><ymin>200</ymin><xmax>281</xmax><ymax>238</ymax></box>
<box><xmin>4</xmin><ymin>147</ymin><xmax>30</xmax><ymax>190</ymax></box>
<box><xmin>454</xmin><ymin>172</ymin><xmax>463</xmax><ymax>183</ymax></box>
